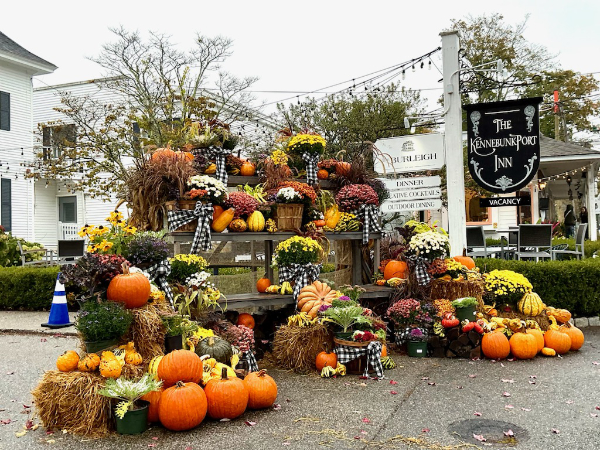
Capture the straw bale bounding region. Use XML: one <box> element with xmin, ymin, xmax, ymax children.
<box><xmin>124</xmin><ymin>302</ymin><xmax>172</xmax><ymax>362</ymax></box>
<box><xmin>272</xmin><ymin>323</ymin><xmax>333</xmax><ymax>373</ymax></box>
<box><xmin>32</xmin><ymin>371</ymin><xmax>111</xmax><ymax>438</ymax></box>
<box><xmin>430</xmin><ymin>279</ymin><xmax>485</xmax><ymax>307</ymax></box>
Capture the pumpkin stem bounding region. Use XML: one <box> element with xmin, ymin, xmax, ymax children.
<box><xmin>257</xmin><ymin>369</ymin><xmax>267</xmax><ymax>377</ymax></box>
<box><xmin>121</xmin><ymin>262</ymin><xmax>130</xmax><ymax>275</ymax></box>
<box><xmin>176</xmin><ymin>381</ymin><xmax>185</xmax><ymax>388</ymax></box>
<box><xmin>221</xmin><ymin>366</ymin><xmax>229</xmax><ymax>380</ymax></box>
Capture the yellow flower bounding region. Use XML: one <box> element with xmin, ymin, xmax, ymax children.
<box><xmin>106</xmin><ymin>211</ymin><xmax>123</xmax><ymax>224</ymax></box>
<box><xmin>270</xmin><ymin>149</ymin><xmax>289</xmax><ymax>166</ymax></box>
<box><xmin>123</xmin><ymin>225</ymin><xmax>137</xmax><ymax>235</ymax></box>
<box><xmin>98</xmin><ymin>240</ymin><xmax>113</xmax><ymax>252</ymax></box>
<box><xmin>87</xmin><ymin>244</ymin><xmax>97</xmax><ymax>253</ymax></box>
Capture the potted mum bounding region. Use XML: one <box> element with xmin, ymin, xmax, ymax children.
<box><xmin>99</xmin><ymin>373</ymin><xmax>162</xmax><ymax>435</ymax></box>
<box><xmin>407</xmin><ymin>231</ymin><xmax>450</xmax><ymax>263</ymax></box>
<box><xmin>75</xmin><ymin>299</ymin><xmax>133</xmax><ymax>353</ymax></box>
<box><xmin>483</xmin><ymin>269</ymin><xmax>533</xmax><ymax>311</ymax></box>
<box><xmin>386</xmin><ymin>298</ymin><xmax>433</xmax><ymax>344</ymax></box>
<box><xmin>451</xmin><ymin>297</ymin><xmax>479</xmax><ymax>323</ymax></box>
<box><xmin>272</xmin><ymin>181</ymin><xmax>317</xmax><ymax>231</ymax></box>
<box><xmin>406</xmin><ymin>328</ymin><xmax>428</xmax><ymax>358</ymax></box>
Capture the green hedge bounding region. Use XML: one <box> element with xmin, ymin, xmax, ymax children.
<box><xmin>475</xmin><ymin>258</ymin><xmax>600</xmax><ymax>317</ymax></box>
<box><xmin>0</xmin><ymin>266</ymin><xmax>60</xmax><ymax>310</ymax></box>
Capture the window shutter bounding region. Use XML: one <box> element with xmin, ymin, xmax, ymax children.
<box><xmin>1</xmin><ymin>179</ymin><xmax>12</xmax><ymax>232</ymax></box>
<box><xmin>0</xmin><ymin>92</ymin><xmax>10</xmax><ymax>131</ymax></box>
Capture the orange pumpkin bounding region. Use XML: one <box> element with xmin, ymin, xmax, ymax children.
<box><xmin>296</xmin><ymin>281</ymin><xmax>337</xmax><ymax>318</ymax></box>
<box><xmin>158</xmin><ymin>381</ymin><xmax>207</xmax><ymax>431</ymax></box>
<box><xmin>313</xmin><ymin>219</ymin><xmax>326</xmax><ymax>227</ymax></box>
<box><xmin>212</xmin><ymin>208</ymin><xmax>235</xmax><ymax>232</ymax></box>
<box><xmin>453</xmin><ymin>255</ymin><xmax>475</xmax><ymax>270</ymax></box>
<box><xmin>177</xmin><ymin>151</ymin><xmax>194</xmax><ymax>161</ymax></box>
<box><xmin>383</xmin><ymin>260</ymin><xmax>408</xmax><ymax>280</ymax></box>
<box><xmin>77</xmin><ymin>353</ymin><xmax>100</xmax><ymax>372</ymax></box>
<box><xmin>57</xmin><ymin>350</ymin><xmax>80</xmax><ymax>372</ymax></box>
<box><xmin>212</xmin><ymin>205</ymin><xmax>224</xmax><ymax>222</ymax></box>
<box><xmin>560</xmin><ymin>323</ymin><xmax>584</xmax><ymax>351</ymax></box>
<box><xmin>317</xmin><ymin>169</ymin><xmax>329</xmax><ymax>180</ymax></box>
<box><xmin>509</xmin><ymin>330</ymin><xmax>538</xmax><ymax>360</ymax></box>
<box><xmin>157</xmin><ymin>349</ymin><xmax>203</xmax><ymax>387</ymax></box>
<box><xmin>526</xmin><ymin>328</ymin><xmax>545</xmax><ymax>353</ymax></box>
<box><xmin>244</xmin><ymin>369</ymin><xmax>278</xmax><ymax>409</ymax></box>
<box><xmin>546</xmin><ymin>307</ymin><xmax>572</xmax><ymax>323</ymax></box>
<box><xmin>107</xmin><ymin>262</ymin><xmax>151</xmax><ymax>309</ymax></box>
<box><xmin>141</xmin><ymin>387</ymin><xmax>164</xmax><ymax>423</ymax></box>
<box><xmin>205</xmin><ymin>367</ymin><xmax>249</xmax><ymax>419</ymax></box>
<box><xmin>237</xmin><ymin>313</ymin><xmax>255</xmax><ymax>329</ymax></box>
<box><xmin>482</xmin><ymin>331</ymin><xmax>510</xmax><ymax>360</ymax></box>
<box><xmin>256</xmin><ymin>277</ymin><xmax>271</xmax><ymax>293</ymax></box>
<box><xmin>544</xmin><ymin>329</ymin><xmax>571</xmax><ymax>354</ymax></box>
<box><xmin>151</xmin><ymin>146</ymin><xmax>176</xmax><ymax>161</ymax></box>
<box><xmin>316</xmin><ymin>346</ymin><xmax>337</xmax><ymax>371</ymax></box>
<box><xmin>336</xmin><ymin>161</ymin><xmax>351</xmax><ymax>177</ymax></box>
<box><xmin>240</xmin><ymin>162</ymin><xmax>256</xmax><ymax>176</ymax></box>
<box><xmin>381</xmin><ymin>344</ymin><xmax>388</xmax><ymax>358</ymax></box>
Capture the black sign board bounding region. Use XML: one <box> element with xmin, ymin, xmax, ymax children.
<box><xmin>479</xmin><ymin>196</ymin><xmax>531</xmax><ymax>208</ymax></box>
<box><xmin>464</xmin><ymin>97</ymin><xmax>543</xmax><ymax>194</ymax></box>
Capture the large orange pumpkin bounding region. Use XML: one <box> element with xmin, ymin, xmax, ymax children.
<box><xmin>316</xmin><ymin>347</ymin><xmax>337</xmax><ymax>371</ymax></box>
<box><xmin>296</xmin><ymin>281</ymin><xmax>337</xmax><ymax>318</ymax></box>
<box><xmin>158</xmin><ymin>381</ymin><xmax>207</xmax><ymax>431</ymax></box>
<box><xmin>526</xmin><ymin>328</ymin><xmax>545</xmax><ymax>353</ymax></box>
<box><xmin>544</xmin><ymin>329</ymin><xmax>571</xmax><ymax>354</ymax></box>
<box><xmin>453</xmin><ymin>255</ymin><xmax>475</xmax><ymax>270</ymax></box>
<box><xmin>107</xmin><ymin>263</ymin><xmax>151</xmax><ymax>309</ymax></box>
<box><xmin>336</xmin><ymin>161</ymin><xmax>351</xmax><ymax>177</ymax></box>
<box><xmin>57</xmin><ymin>350</ymin><xmax>80</xmax><ymax>372</ymax></box>
<box><xmin>237</xmin><ymin>313</ymin><xmax>255</xmax><ymax>329</ymax></box>
<box><xmin>560</xmin><ymin>323</ymin><xmax>584</xmax><ymax>351</ymax></box>
<box><xmin>244</xmin><ymin>369</ymin><xmax>278</xmax><ymax>409</ymax></box>
<box><xmin>256</xmin><ymin>277</ymin><xmax>271</xmax><ymax>293</ymax></box>
<box><xmin>151</xmin><ymin>146</ymin><xmax>176</xmax><ymax>161</ymax></box>
<box><xmin>157</xmin><ymin>349</ymin><xmax>203</xmax><ymax>387</ymax></box>
<box><xmin>141</xmin><ymin>387</ymin><xmax>164</xmax><ymax>423</ymax></box>
<box><xmin>383</xmin><ymin>260</ymin><xmax>409</xmax><ymax>280</ymax></box>
<box><xmin>240</xmin><ymin>162</ymin><xmax>256</xmax><ymax>176</ymax></box>
<box><xmin>482</xmin><ymin>331</ymin><xmax>510</xmax><ymax>360</ymax></box>
<box><xmin>205</xmin><ymin>367</ymin><xmax>249</xmax><ymax>419</ymax></box>
<box><xmin>509</xmin><ymin>330</ymin><xmax>538</xmax><ymax>360</ymax></box>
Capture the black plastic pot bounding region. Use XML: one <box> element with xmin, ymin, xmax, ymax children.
<box><xmin>164</xmin><ymin>334</ymin><xmax>183</xmax><ymax>353</ymax></box>
<box><xmin>455</xmin><ymin>305</ymin><xmax>477</xmax><ymax>323</ymax></box>
<box><xmin>115</xmin><ymin>400</ymin><xmax>149</xmax><ymax>435</ymax></box>
<box><xmin>84</xmin><ymin>338</ymin><xmax>118</xmax><ymax>354</ymax></box>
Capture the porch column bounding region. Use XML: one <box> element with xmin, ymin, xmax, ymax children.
<box><xmin>531</xmin><ymin>175</ymin><xmax>540</xmax><ymax>223</ymax></box>
<box><xmin>586</xmin><ymin>163</ymin><xmax>597</xmax><ymax>241</ymax></box>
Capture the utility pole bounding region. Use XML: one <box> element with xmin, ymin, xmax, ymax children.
<box><xmin>440</xmin><ymin>31</ymin><xmax>466</xmax><ymax>254</ymax></box>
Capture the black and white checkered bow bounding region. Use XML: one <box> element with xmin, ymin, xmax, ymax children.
<box><xmin>167</xmin><ymin>202</ymin><xmax>214</xmax><ymax>253</ymax></box>
<box><xmin>334</xmin><ymin>340</ymin><xmax>384</xmax><ymax>378</ymax></box>
<box><xmin>148</xmin><ymin>259</ymin><xmax>174</xmax><ymax>306</ymax></box>
<box><xmin>205</xmin><ymin>146</ymin><xmax>232</xmax><ymax>184</ymax></box>
<box><xmin>278</xmin><ymin>262</ymin><xmax>322</xmax><ymax>300</ymax></box>
<box><xmin>302</xmin><ymin>152</ymin><xmax>320</xmax><ymax>185</ymax></box>
<box><xmin>407</xmin><ymin>255</ymin><xmax>431</xmax><ymax>286</ymax></box>
<box><xmin>242</xmin><ymin>351</ymin><xmax>259</xmax><ymax>372</ymax></box>
<box><xmin>353</xmin><ymin>204</ymin><xmax>382</xmax><ymax>244</ymax></box>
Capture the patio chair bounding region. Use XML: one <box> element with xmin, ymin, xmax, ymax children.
<box><xmin>515</xmin><ymin>224</ymin><xmax>552</xmax><ymax>261</ymax></box>
<box><xmin>552</xmin><ymin>224</ymin><xmax>586</xmax><ymax>260</ymax></box>
<box><xmin>17</xmin><ymin>241</ymin><xmax>54</xmax><ymax>267</ymax></box>
<box><xmin>466</xmin><ymin>226</ymin><xmax>506</xmax><ymax>259</ymax></box>
<box><xmin>56</xmin><ymin>240</ymin><xmax>85</xmax><ymax>265</ymax></box>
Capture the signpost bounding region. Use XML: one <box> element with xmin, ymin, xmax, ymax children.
<box><xmin>374</xmin><ymin>134</ymin><xmax>444</xmax><ymax>174</ymax></box>
<box><xmin>379</xmin><ymin>175</ymin><xmax>442</xmax><ymax>213</ymax></box>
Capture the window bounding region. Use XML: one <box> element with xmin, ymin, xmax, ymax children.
<box><xmin>465</xmin><ymin>189</ymin><xmax>490</xmax><ymax>224</ymax></box>
<box><xmin>42</xmin><ymin>124</ymin><xmax>76</xmax><ymax>159</ymax></box>
<box><xmin>58</xmin><ymin>196</ymin><xmax>77</xmax><ymax>223</ymax></box>
<box><xmin>1</xmin><ymin>179</ymin><xmax>11</xmax><ymax>231</ymax></box>
<box><xmin>0</xmin><ymin>91</ymin><xmax>9</xmax><ymax>131</ymax></box>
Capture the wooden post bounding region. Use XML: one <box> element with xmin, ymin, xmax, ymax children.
<box><xmin>351</xmin><ymin>240</ymin><xmax>362</xmax><ymax>285</ymax></box>
<box><xmin>587</xmin><ymin>163</ymin><xmax>597</xmax><ymax>241</ymax></box>
<box><xmin>265</xmin><ymin>240</ymin><xmax>274</xmax><ymax>280</ymax></box>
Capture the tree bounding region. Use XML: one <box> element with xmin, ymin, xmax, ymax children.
<box><xmin>29</xmin><ymin>27</ymin><xmax>259</xmax><ymax>198</ymax></box>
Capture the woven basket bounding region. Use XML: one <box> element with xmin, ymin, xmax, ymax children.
<box><xmin>333</xmin><ymin>338</ymin><xmax>375</xmax><ymax>374</ymax></box>
<box><xmin>165</xmin><ymin>199</ymin><xmax>198</xmax><ymax>233</ymax></box>
<box><xmin>274</xmin><ymin>203</ymin><xmax>303</xmax><ymax>231</ymax></box>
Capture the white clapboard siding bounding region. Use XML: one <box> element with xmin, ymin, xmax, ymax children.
<box><xmin>83</xmin><ymin>193</ymin><xmax>129</xmax><ymax>227</ymax></box>
<box><xmin>33</xmin><ymin>180</ymin><xmax>58</xmax><ymax>248</ymax></box>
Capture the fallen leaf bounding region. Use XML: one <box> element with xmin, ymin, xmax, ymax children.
<box><xmin>151</xmin><ymin>436</ymin><xmax>159</xmax><ymax>440</ymax></box>
<box><xmin>501</xmin><ymin>379</ymin><xmax>514</xmax><ymax>383</ymax></box>
<box><xmin>185</xmin><ymin>447</ymin><xmax>192</xmax><ymax>450</ymax></box>
<box><xmin>529</xmin><ymin>380</ymin><xmax>536</xmax><ymax>385</ymax></box>
<box><xmin>360</xmin><ymin>430</ymin><xmax>368</xmax><ymax>435</ymax></box>
<box><xmin>474</xmin><ymin>412</ymin><xmax>482</xmax><ymax>416</ymax></box>
<box><xmin>421</xmin><ymin>377</ymin><xmax>430</xmax><ymax>381</ymax></box>
<box><xmin>25</xmin><ymin>419</ymin><xmax>34</xmax><ymax>429</ymax></box>
<box><xmin>261</xmin><ymin>340</ymin><xmax>269</xmax><ymax>344</ymax></box>
<box><xmin>473</xmin><ymin>433</ymin><xmax>486</xmax><ymax>442</ymax></box>
<box><xmin>591</xmin><ymin>413</ymin><xmax>598</xmax><ymax>418</ymax></box>
<box><xmin>358</xmin><ymin>376</ymin><xmax>369</xmax><ymax>380</ymax></box>
<box><xmin>220</xmin><ymin>418</ymin><xmax>231</xmax><ymax>422</ymax></box>
<box><xmin>469</xmin><ymin>374</ymin><xmax>477</xmax><ymax>378</ymax></box>
<box><xmin>592</xmin><ymin>362</ymin><xmax>599</xmax><ymax>366</ymax></box>
<box><xmin>282</xmin><ymin>443</ymin><xmax>290</xmax><ymax>447</ymax></box>
<box><xmin>427</xmin><ymin>382</ymin><xmax>436</xmax><ymax>386</ymax></box>
<box><xmin>504</xmin><ymin>429</ymin><xmax>514</xmax><ymax>437</ymax></box>
<box><xmin>358</xmin><ymin>382</ymin><xmax>367</xmax><ymax>387</ymax></box>
<box><xmin>505</xmin><ymin>405</ymin><xmax>514</xmax><ymax>409</ymax></box>
<box><xmin>354</xmin><ymin>436</ymin><xmax>361</xmax><ymax>440</ymax></box>
<box><xmin>596</xmin><ymin>406</ymin><xmax>600</xmax><ymax>411</ymax></box>
<box><xmin>390</xmin><ymin>391</ymin><xmax>398</xmax><ymax>395</ymax></box>
<box><xmin>286</xmin><ymin>399</ymin><xmax>291</xmax><ymax>403</ymax></box>
<box><xmin>507</xmin><ymin>358</ymin><xmax>515</xmax><ymax>362</ymax></box>
<box><xmin>500</xmin><ymin>363</ymin><xmax>505</xmax><ymax>368</ymax></box>
<box><xmin>490</xmin><ymin>359</ymin><xmax>497</xmax><ymax>363</ymax></box>
<box><xmin>46</xmin><ymin>439</ymin><xmax>55</xmax><ymax>444</ymax></box>
<box><xmin>566</xmin><ymin>400</ymin><xmax>574</xmax><ymax>405</ymax></box>
<box><xmin>148</xmin><ymin>445</ymin><xmax>156</xmax><ymax>448</ymax></box>
<box><xmin>23</xmin><ymin>405</ymin><xmax>31</xmax><ymax>409</ymax></box>
<box><xmin>245</xmin><ymin>420</ymin><xmax>256</xmax><ymax>426</ymax></box>
<box><xmin>6</xmin><ymin>372</ymin><xmax>14</xmax><ymax>375</ymax></box>
<box><xmin>529</xmin><ymin>375</ymin><xmax>537</xmax><ymax>379</ymax></box>
<box><xmin>46</xmin><ymin>430</ymin><xmax>54</xmax><ymax>435</ymax></box>
<box><xmin>551</xmin><ymin>428</ymin><xmax>560</xmax><ymax>434</ymax></box>
<box><xmin>457</xmin><ymin>385</ymin><xmax>463</xmax><ymax>389</ymax></box>
<box><xmin>1</xmin><ymin>419</ymin><xmax>11</xmax><ymax>425</ymax></box>
<box><xmin>273</xmin><ymin>404</ymin><xmax>281</xmax><ymax>411</ymax></box>
<box><xmin>40</xmin><ymin>338</ymin><xmax>47</xmax><ymax>342</ymax></box>
<box><xmin>362</xmin><ymin>418</ymin><xmax>371</xmax><ymax>424</ymax></box>
<box><xmin>390</xmin><ymin>380</ymin><xmax>398</xmax><ymax>385</ymax></box>
<box><xmin>521</xmin><ymin>408</ymin><xmax>532</xmax><ymax>412</ymax></box>
<box><xmin>422</xmin><ymin>428</ymin><xmax>430</xmax><ymax>433</ymax></box>
<box><xmin>502</xmin><ymin>392</ymin><xmax>511</xmax><ymax>397</ymax></box>
<box><xmin>15</xmin><ymin>430</ymin><xmax>27</xmax><ymax>437</ymax></box>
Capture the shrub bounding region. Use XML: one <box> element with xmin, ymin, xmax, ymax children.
<box><xmin>475</xmin><ymin>258</ymin><xmax>600</xmax><ymax>317</ymax></box>
<box><xmin>0</xmin><ymin>231</ymin><xmax>46</xmax><ymax>267</ymax></box>
<box><xmin>0</xmin><ymin>266</ymin><xmax>61</xmax><ymax>310</ymax></box>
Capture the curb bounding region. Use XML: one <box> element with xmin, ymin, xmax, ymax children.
<box><xmin>573</xmin><ymin>316</ymin><xmax>600</xmax><ymax>328</ymax></box>
<box><xmin>0</xmin><ymin>328</ymin><xmax>78</xmax><ymax>337</ymax></box>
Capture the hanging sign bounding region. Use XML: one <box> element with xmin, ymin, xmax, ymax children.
<box><xmin>464</xmin><ymin>97</ymin><xmax>542</xmax><ymax>194</ymax></box>
<box><xmin>479</xmin><ymin>196</ymin><xmax>531</xmax><ymax>207</ymax></box>
<box><xmin>381</xmin><ymin>199</ymin><xmax>442</xmax><ymax>213</ymax></box>
<box><xmin>374</xmin><ymin>134</ymin><xmax>444</xmax><ymax>174</ymax></box>
<box><xmin>377</xmin><ymin>176</ymin><xmax>441</xmax><ymax>191</ymax></box>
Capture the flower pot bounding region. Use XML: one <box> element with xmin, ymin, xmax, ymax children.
<box><xmin>165</xmin><ymin>200</ymin><xmax>198</xmax><ymax>232</ymax></box>
<box><xmin>407</xmin><ymin>341</ymin><xmax>427</xmax><ymax>358</ymax></box>
<box><xmin>84</xmin><ymin>338</ymin><xmax>118</xmax><ymax>354</ymax></box>
<box><xmin>115</xmin><ymin>400</ymin><xmax>149</xmax><ymax>435</ymax></box>
<box><xmin>455</xmin><ymin>305</ymin><xmax>477</xmax><ymax>323</ymax></box>
<box><xmin>164</xmin><ymin>334</ymin><xmax>183</xmax><ymax>353</ymax></box>
<box><xmin>335</xmin><ymin>331</ymin><xmax>354</xmax><ymax>341</ymax></box>
<box><xmin>274</xmin><ymin>203</ymin><xmax>304</xmax><ymax>231</ymax></box>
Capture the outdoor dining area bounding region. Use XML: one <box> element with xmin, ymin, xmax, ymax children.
<box><xmin>466</xmin><ymin>223</ymin><xmax>587</xmax><ymax>261</ymax></box>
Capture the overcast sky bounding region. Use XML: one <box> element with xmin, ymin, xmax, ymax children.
<box><xmin>2</xmin><ymin>0</ymin><xmax>599</xmax><ymax>115</ymax></box>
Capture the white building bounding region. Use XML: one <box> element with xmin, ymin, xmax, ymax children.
<box><xmin>0</xmin><ymin>31</ymin><xmax>56</xmax><ymax>242</ymax></box>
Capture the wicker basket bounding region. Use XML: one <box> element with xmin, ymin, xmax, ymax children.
<box><xmin>333</xmin><ymin>337</ymin><xmax>375</xmax><ymax>374</ymax></box>
<box><xmin>165</xmin><ymin>199</ymin><xmax>198</xmax><ymax>233</ymax></box>
<box><xmin>274</xmin><ymin>203</ymin><xmax>304</xmax><ymax>231</ymax></box>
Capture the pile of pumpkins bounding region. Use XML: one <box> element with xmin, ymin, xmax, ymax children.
<box><xmin>144</xmin><ymin>345</ymin><xmax>277</xmax><ymax>431</ymax></box>
<box><xmin>56</xmin><ymin>342</ymin><xmax>143</xmax><ymax>378</ymax></box>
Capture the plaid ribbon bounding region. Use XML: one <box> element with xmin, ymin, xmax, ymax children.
<box><xmin>353</xmin><ymin>204</ymin><xmax>382</xmax><ymax>244</ymax></box>
<box><xmin>279</xmin><ymin>263</ymin><xmax>322</xmax><ymax>300</ymax></box>
<box><xmin>148</xmin><ymin>259</ymin><xmax>174</xmax><ymax>306</ymax></box>
<box><xmin>335</xmin><ymin>341</ymin><xmax>384</xmax><ymax>378</ymax></box>
<box><xmin>242</xmin><ymin>351</ymin><xmax>259</xmax><ymax>372</ymax></box>
<box><xmin>167</xmin><ymin>202</ymin><xmax>214</xmax><ymax>253</ymax></box>
<box><xmin>407</xmin><ymin>255</ymin><xmax>431</xmax><ymax>285</ymax></box>
<box><xmin>205</xmin><ymin>146</ymin><xmax>232</xmax><ymax>184</ymax></box>
<box><xmin>302</xmin><ymin>152</ymin><xmax>320</xmax><ymax>185</ymax></box>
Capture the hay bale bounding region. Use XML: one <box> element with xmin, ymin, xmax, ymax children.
<box><xmin>124</xmin><ymin>302</ymin><xmax>172</xmax><ymax>362</ymax></box>
<box><xmin>32</xmin><ymin>371</ymin><xmax>111</xmax><ymax>437</ymax></box>
<box><xmin>272</xmin><ymin>323</ymin><xmax>333</xmax><ymax>373</ymax></box>
<box><xmin>430</xmin><ymin>279</ymin><xmax>485</xmax><ymax>307</ymax></box>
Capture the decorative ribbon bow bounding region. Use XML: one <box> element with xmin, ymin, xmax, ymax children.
<box><xmin>406</xmin><ymin>255</ymin><xmax>431</xmax><ymax>286</ymax></box>
<box><xmin>278</xmin><ymin>262</ymin><xmax>322</xmax><ymax>300</ymax></box>
<box><xmin>167</xmin><ymin>202</ymin><xmax>214</xmax><ymax>253</ymax></box>
<box><xmin>354</xmin><ymin>204</ymin><xmax>382</xmax><ymax>244</ymax></box>
<box><xmin>206</xmin><ymin>146</ymin><xmax>232</xmax><ymax>184</ymax></box>
<box><xmin>302</xmin><ymin>152</ymin><xmax>320</xmax><ymax>185</ymax></box>
<box><xmin>148</xmin><ymin>259</ymin><xmax>174</xmax><ymax>306</ymax></box>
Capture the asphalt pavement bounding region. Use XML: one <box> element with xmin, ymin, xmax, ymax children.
<box><xmin>1</xmin><ymin>327</ymin><xmax>600</xmax><ymax>449</ymax></box>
